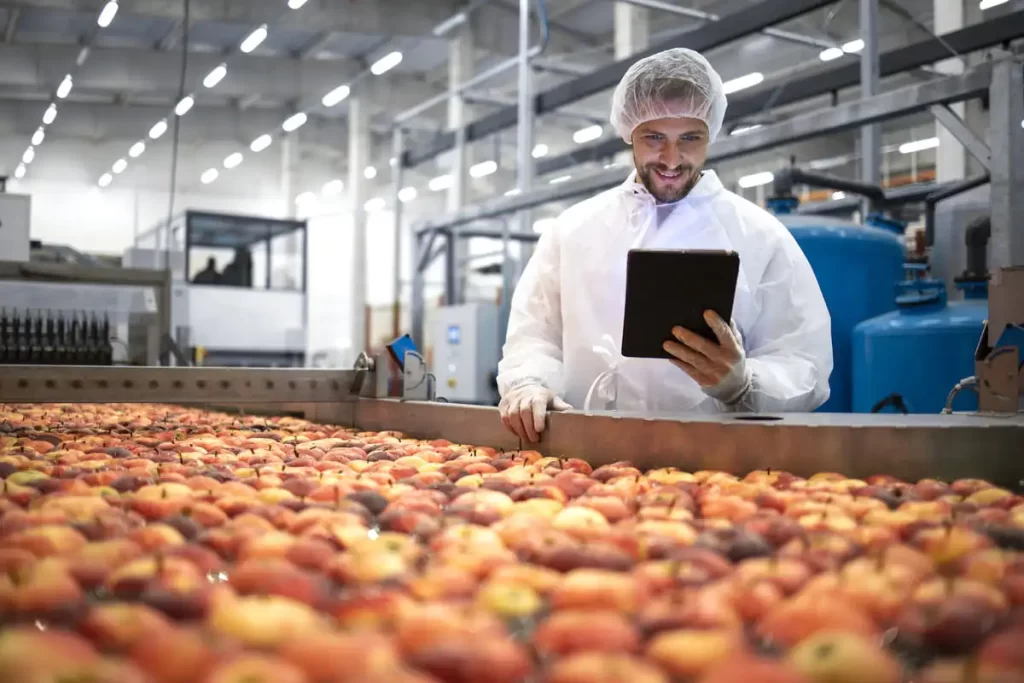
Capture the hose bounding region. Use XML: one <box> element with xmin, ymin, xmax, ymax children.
<box><xmin>942</xmin><ymin>377</ymin><xmax>979</xmax><ymax>414</ymax></box>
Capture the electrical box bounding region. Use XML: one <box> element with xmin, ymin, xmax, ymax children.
<box><xmin>432</xmin><ymin>303</ymin><xmax>500</xmax><ymax>405</ymax></box>
<box><xmin>0</xmin><ymin>193</ymin><xmax>31</xmax><ymax>263</ymax></box>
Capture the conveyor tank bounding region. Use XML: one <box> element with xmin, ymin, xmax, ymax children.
<box><xmin>776</xmin><ymin>214</ymin><xmax>906</xmax><ymax>412</ymax></box>
<box><xmin>852</xmin><ymin>267</ymin><xmax>987</xmax><ymax>414</ymax></box>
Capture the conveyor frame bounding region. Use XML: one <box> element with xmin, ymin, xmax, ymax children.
<box><xmin>2</xmin><ymin>364</ymin><xmax>1022</xmax><ymax>489</ymax></box>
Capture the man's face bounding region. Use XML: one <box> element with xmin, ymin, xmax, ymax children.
<box><xmin>631</xmin><ymin>116</ymin><xmax>710</xmax><ymax>203</ymax></box>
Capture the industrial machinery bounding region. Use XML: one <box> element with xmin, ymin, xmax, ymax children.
<box><xmin>125</xmin><ymin>210</ymin><xmax>308</xmax><ymax>368</ymax></box>
<box><xmin>431</xmin><ymin>303</ymin><xmax>501</xmax><ymax>405</ymax></box>
<box><xmin>852</xmin><ymin>265</ymin><xmax>989</xmax><ymax>414</ymax></box>
<box><xmin>766</xmin><ymin>188</ymin><xmax>907</xmax><ymax>413</ymax></box>
<box><xmin>0</xmin><ymin>192</ymin><xmax>31</xmax><ymax>263</ymax></box>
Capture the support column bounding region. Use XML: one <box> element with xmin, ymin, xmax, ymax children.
<box><xmin>614</xmin><ymin>1</ymin><xmax>650</xmax><ymax>59</ymax></box>
<box><xmin>281</xmin><ymin>135</ymin><xmax>295</xmax><ymax>219</ymax></box>
<box><xmin>348</xmin><ymin>95</ymin><xmax>370</xmax><ymax>355</ymax></box>
<box><xmin>514</xmin><ymin>0</ymin><xmax>535</xmax><ymax>276</ymax></box>
<box><xmin>988</xmin><ymin>57</ymin><xmax>1024</xmax><ymax>269</ymax></box>
<box><xmin>859</xmin><ymin>0</ymin><xmax>881</xmax><ymax>216</ymax></box>
<box><xmin>613</xmin><ymin>2</ymin><xmax>650</xmax><ymax>167</ymax></box>
<box><xmin>447</xmin><ymin>23</ymin><xmax>473</xmax><ymax>305</ymax></box>
<box><xmin>934</xmin><ymin>0</ymin><xmax>967</xmax><ymax>182</ymax></box>
<box><xmin>391</xmin><ymin>129</ymin><xmax>405</xmax><ymax>340</ymax></box>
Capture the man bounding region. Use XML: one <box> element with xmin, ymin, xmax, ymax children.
<box><xmin>193</xmin><ymin>257</ymin><xmax>221</xmax><ymax>285</ymax></box>
<box><xmin>497</xmin><ymin>48</ymin><xmax>833</xmax><ymax>442</ymax></box>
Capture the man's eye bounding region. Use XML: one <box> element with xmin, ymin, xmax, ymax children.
<box><xmin>645</xmin><ymin>134</ymin><xmax>663</xmax><ymax>141</ymax></box>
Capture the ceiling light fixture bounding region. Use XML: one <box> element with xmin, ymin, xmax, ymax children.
<box><xmin>250</xmin><ymin>134</ymin><xmax>273</xmax><ymax>152</ymax></box>
<box><xmin>370</xmin><ymin>51</ymin><xmax>403</xmax><ymax>75</ymax></box>
<box><xmin>240</xmin><ymin>25</ymin><xmax>268</xmax><ymax>53</ymax></box>
<box><xmin>203</xmin><ymin>64</ymin><xmax>227</xmax><ymax>88</ymax></box>
<box><xmin>322</xmin><ymin>84</ymin><xmax>351</xmax><ymax>107</ymax></box>
<box><xmin>722</xmin><ymin>72</ymin><xmax>764</xmax><ymax>95</ymax></box>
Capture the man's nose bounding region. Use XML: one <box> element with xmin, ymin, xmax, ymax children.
<box><xmin>661</xmin><ymin>146</ymin><xmax>683</xmax><ymax>168</ymax></box>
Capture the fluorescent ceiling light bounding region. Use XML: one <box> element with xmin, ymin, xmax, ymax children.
<box><xmin>250</xmin><ymin>134</ymin><xmax>273</xmax><ymax>152</ymax></box>
<box><xmin>201</xmin><ymin>168</ymin><xmax>219</xmax><ymax>184</ymax></box>
<box><xmin>31</xmin><ymin>128</ymin><xmax>45</xmax><ymax>146</ymax></box>
<box><xmin>14</xmin><ymin>164</ymin><xmax>26</xmax><ymax>180</ymax></box>
<box><xmin>470</xmin><ymin>160</ymin><xmax>497</xmax><ymax>178</ymax></box>
<box><xmin>43</xmin><ymin>104</ymin><xmax>57</xmax><ymax>125</ymax></box>
<box><xmin>722</xmin><ymin>72</ymin><xmax>764</xmax><ymax>95</ymax></box>
<box><xmin>832</xmin><ymin>191</ymin><xmax>846</xmax><ymax>200</ymax></box>
<box><xmin>98</xmin><ymin>172</ymin><xmax>112</xmax><ymax>187</ymax></box>
<box><xmin>203</xmin><ymin>64</ymin><xmax>227</xmax><ymax>88</ymax></box>
<box><xmin>980</xmin><ymin>0</ymin><xmax>1009</xmax><ymax>8</ymax></box>
<box><xmin>899</xmin><ymin>137</ymin><xmax>940</xmax><ymax>154</ymax></box>
<box><xmin>97</xmin><ymin>0</ymin><xmax>118</xmax><ymax>27</ymax></box>
<box><xmin>428</xmin><ymin>174</ymin><xmax>453</xmax><ymax>191</ymax></box>
<box><xmin>322</xmin><ymin>179</ymin><xmax>344</xmax><ymax>196</ymax></box>
<box><xmin>819</xmin><ymin>47</ymin><xmax>843</xmax><ymax>61</ymax></box>
<box><xmin>282</xmin><ymin>112</ymin><xmax>308</xmax><ymax>132</ymax></box>
<box><xmin>370</xmin><ymin>51</ymin><xmax>403</xmax><ymax>75</ymax></box>
<box><xmin>295</xmin><ymin>191</ymin><xmax>316</xmax><ymax>205</ymax></box>
<box><xmin>731</xmin><ymin>124</ymin><xmax>762</xmax><ymax>136</ymax></box>
<box><xmin>532</xmin><ymin>143</ymin><xmax>549</xmax><ymax>158</ymax></box>
<box><xmin>240</xmin><ymin>25</ymin><xmax>268</xmax><ymax>53</ymax></box>
<box><xmin>364</xmin><ymin>197</ymin><xmax>386</xmax><ymax>213</ymax></box>
<box><xmin>112</xmin><ymin>158</ymin><xmax>128</xmax><ymax>174</ymax></box>
<box><xmin>533</xmin><ymin>218</ymin><xmax>556</xmax><ymax>233</ymax></box>
<box><xmin>604</xmin><ymin>162</ymin><xmax>620</xmax><ymax>169</ymax></box>
<box><xmin>738</xmin><ymin>171</ymin><xmax>774</xmax><ymax>188</ymax></box>
<box><xmin>322</xmin><ymin>84</ymin><xmax>351</xmax><ymax>107</ymax></box>
<box><xmin>149</xmin><ymin>120</ymin><xmax>168</xmax><ymax>139</ymax></box>
<box><xmin>389</xmin><ymin>157</ymin><xmax>397</xmax><ymax>167</ymax></box>
<box><xmin>842</xmin><ymin>39</ymin><xmax>865</xmax><ymax>53</ymax></box>
<box><xmin>224</xmin><ymin>152</ymin><xmax>244</xmax><ymax>169</ymax></box>
<box><xmin>364</xmin><ymin>166</ymin><xmax>377</xmax><ymax>180</ymax></box>
<box><xmin>22</xmin><ymin>148</ymin><xmax>35</xmax><ymax>164</ymax></box>
<box><xmin>174</xmin><ymin>95</ymin><xmax>195</xmax><ymax>116</ymax></box>
<box><xmin>504</xmin><ymin>188</ymin><xmax>521</xmax><ymax>196</ymax></box>
<box><xmin>573</xmin><ymin>125</ymin><xmax>602</xmax><ymax>144</ymax></box>
<box><xmin>56</xmin><ymin>75</ymin><xmax>73</xmax><ymax>99</ymax></box>
<box><xmin>129</xmin><ymin>141</ymin><xmax>146</xmax><ymax>158</ymax></box>
<box><xmin>398</xmin><ymin>186</ymin><xmax>418</xmax><ymax>202</ymax></box>
<box><xmin>549</xmin><ymin>175</ymin><xmax>572</xmax><ymax>184</ymax></box>
<box><xmin>288</xmin><ymin>0</ymin><xmax>309</xmax><ymax>8</ymax></box>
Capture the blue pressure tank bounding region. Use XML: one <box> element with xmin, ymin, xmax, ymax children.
<box><xmin>852</xmin><ymin>266</ymin><xmax>988</xmax><ymax>414</ymax></box>
<box><xmin>769</xmin><ymin>210</ymin><xmax>906</xmax><ymax>412</ymax></box>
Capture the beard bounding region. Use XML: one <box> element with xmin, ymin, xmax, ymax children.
<box><xmin>635</xmin><ymin>160</ymin><xmax>702</xmax><ymax>204</ymax></box>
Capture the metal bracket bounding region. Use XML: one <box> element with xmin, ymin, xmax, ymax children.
<box><xmin>401</xmin><ymin>351</ymin><xmax>435</xmax><ymax>401</ymax></box>
<box><xmin>930</xmin><ymin>104</ymin><xmax>991</xmax><ymax>171</ymax></box>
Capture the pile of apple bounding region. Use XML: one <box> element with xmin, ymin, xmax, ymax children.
<box><xmin>1</xmin><ymin>402</ymin><xmax>1023</xmax><ymax>683</ymax></box>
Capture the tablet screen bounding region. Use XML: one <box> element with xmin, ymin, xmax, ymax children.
<box><xmin>620</xmin><ymin>249</ymin><xmax>740</xmax><ymax>359</ymax></box>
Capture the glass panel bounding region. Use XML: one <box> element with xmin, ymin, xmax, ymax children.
<box><xmin>269</xmin><ymin>230</ymin><xmax>304</xmax><ymax>292</ymax></box>
<box><xmin>184</xmin><ymin>212</ymin><xmax>305</xmax><ymax>290</ymax></box>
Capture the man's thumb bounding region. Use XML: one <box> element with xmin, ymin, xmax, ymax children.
<box><xmin>550</xmin><ymin>397</ymin><xmax>573</xmax><ymax>412</ymax></box>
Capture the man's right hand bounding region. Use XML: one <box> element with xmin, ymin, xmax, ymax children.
<box><xmin>498</xmin><ymin>384</ymin><xmax>572</xmax><ymax>443</ymax></box>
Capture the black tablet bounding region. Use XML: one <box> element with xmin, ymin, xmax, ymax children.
<box><xmin>621</xmin><ymin>249</ymin><xmax>741</xmax><ymax>359</ymax></box>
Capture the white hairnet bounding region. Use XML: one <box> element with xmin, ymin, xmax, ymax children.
<box><xmin>610</xmin><ymin>47</ymin><xmax>728</xmax><ymax>144</ymax></box>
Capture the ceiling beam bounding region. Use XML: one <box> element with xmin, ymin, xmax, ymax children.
<box><xmin>4</xmin><ymin>6</ymin><xmax>20</xmax><ymax>42</ymax></box>
<box><xmin>0</xmin><ymin>0</ymin><xmax>464</xmax><ymax>37</ymax></box>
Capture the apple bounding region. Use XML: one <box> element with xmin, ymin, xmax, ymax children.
<box><xmin>545</xmin><ymin>652</ymin><xmax>669</xmax><ymax>683</ymax></box>
<box><xmin>532</xmin><ymin>609</ymin><xmax>641</xmax><ymax>656</ymax></box>
<box><xmin>645</xmin><ymin>628</ymin><xmax>741</xmax><ymax>679</ymax></box>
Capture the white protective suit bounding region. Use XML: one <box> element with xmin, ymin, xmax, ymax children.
<box><xmin>496</xmin><ymin>169</ymin><xmax>833</xmax><ymax>414</ymax></box>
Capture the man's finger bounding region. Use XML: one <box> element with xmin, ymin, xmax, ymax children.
<box><xmin>551</xmin><ymin>397</ymin><xmax>573</xmax><ymax>412</ymax></box>
<box><xmin>664</xmin><ymin>340</ymin><xmax>718</xmax><ymax>375</ymax></box>
<box><xmin>509</xmin><ymin>398</ymin><xmax>531</xmax><ymax>443</ymax></box>
<box><xmin>671</xmin><ymin>325</ymin><xmax>725</xmax><ymax>362</ymax></box>
<box><xmin>670</xmin><ymin>359</ymin><xmax>716</xmax><ymax>387</ymax></box>
<box><xmin>703</xmin><ymin>311</ymin><xmax>741</xmax><ymax>354</ymax></box>
<box><xmin>529</xmin><ymin>396</ymin><xmax>546</xmax><ymax>442</ymax></box>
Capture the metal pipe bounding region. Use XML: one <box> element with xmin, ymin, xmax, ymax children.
<box><xmin>859</xmin><ymin>0</ymin><xmax>881</xmax><ymax>217</ymax></box>
<box><xmin>391</xmin><ymin>128</ymin><xmax>405</xmax><ymax>339</ymax></box>
<box><xmin>773</xmin><ymin>167</ymin><xmax>887</xmax><ymax>206</ymax></box>
<box><xmin>411</xmin><ymin>232</ymin><xmax>426</xmax><ymax>344</ymax></box>
<box><xmin>613</xmin><ymin>0</ymin><xmax>837</xmax><ymax>49</ymax></box>
<box><xmin>963</xmin><ymin>216</ymin><xmax>991</xmax><ymax>280</ymax></box>
<box><xmin>923</xmin><ymin>173</ymin><xmax>990</xmax><ymax>247</ymax></box>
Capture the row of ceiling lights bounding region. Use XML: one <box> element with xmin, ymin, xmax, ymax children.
<box><xmin>96</xmin><ymin>0</ymin><xmax>404</xmax><ymax>189</ymax></box>
<box><xmin>13</xmin><ymin>0</ymin><xmax>120</xmax><ymax>180</ymax></box>
<box><xmin>289</xmin><ymin>70</ymin><xmax>775</xmax><ymax>210</ymax></box>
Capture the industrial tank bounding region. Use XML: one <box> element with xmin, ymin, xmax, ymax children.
<box><xmin>774</xmin><ymin>213</ymin><xmax>906</xmax><ymax>412</ymax></box>
<box><xmin>852</xmin><ymin>267</ymin><xmax>988</xmax><ymax>414</ymax></box>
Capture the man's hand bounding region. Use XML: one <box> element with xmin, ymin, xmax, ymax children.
<box><xmin>499</xmin><ymin>384</ymin><xmax>572</xmax><ymax>443</ymax></box>
<box><xmin>663</xmin><ymin>310</ymin><xmax>752</xmax><ymax>405</ymax></box>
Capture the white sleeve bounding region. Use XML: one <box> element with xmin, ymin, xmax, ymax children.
<box><xmin>496</xmin><ymin>223</ymin><xmax>566</xmax><ymax>398</ymax></box>
<box><xmin>735</xmin><ymin>229</ymin><xmax>833</xmax><ymax>413</ymax></box>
